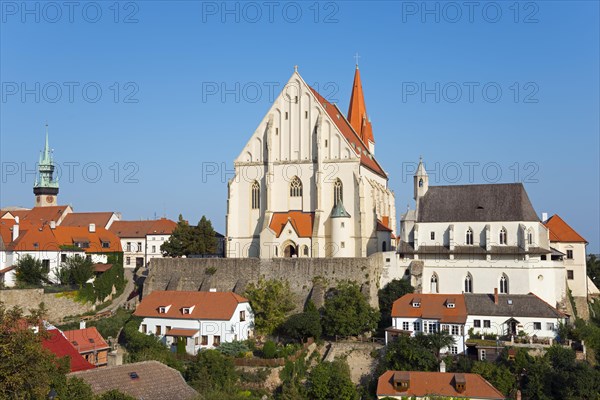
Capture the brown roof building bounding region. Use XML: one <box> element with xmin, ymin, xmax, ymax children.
<box><xmin>377</xmin><ymin>370</ymin><xmax>505</xmax><ymax>399</ymax></box>
<box><xmin>69</xmin><ymin>360</ymin><xmax>197</xmax><ymax>400</ymax></box>
<box><xmin>63</xmin><ymin>327</ymin><xmax>110</xmax><ymax>367</ymax></box>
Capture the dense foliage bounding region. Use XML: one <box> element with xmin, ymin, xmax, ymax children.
<box><xmin>321</xmin><ymin>281</ymin><xmax>379</xmax><ymax>337</ymax></box>
<box><xmin>587</xmin><ymin>254</ymin><xmax>600</xmax><ymax>289</ymax></box>
<box><xmin>244</xmin><ymin>278</ymin><xmax>295</xmax><ymax>335</ymax></box>
<box><xmin>281</xmin><ymin>310</ymin><xmax>322</xmax><ymax>341</ymax></box>
<box><xmin>15</xmin><ymin>254</ymin><xmax>48</xmax><ymax>286</ymax></box>
<box><xmin>306</xmin><ymin>359</ymin><xmax>358</xmax><ymax>400</ymax></box>
<box><xmin>59</xmin><ymin>254</ymin><xmax>94</xmax><ymax>287</ymax></box>
<box><xmin>378</xmin><ymin>279</ymin><xmax>414</xmax><ymax>332</ymax></box>
<box><xmin>161</xmin><ymin>214</ymin><xmax>217</xmax><ymax>256</ymax></box>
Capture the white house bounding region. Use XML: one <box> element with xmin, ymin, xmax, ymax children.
<box><xmin>0</xmin><ymin>218</ymin><xmax>122</xmax><ymax>286</ymax></box>
<box><xmin>226</xmin><ymin>66</ymin><xmax>396</xmax><ymax>258</ymax></box>
<box><xmin>134</xmin><ymin>290</ymin><xmax>254</xmax><ymax>355</ymax></box>
<box><xmin>109</xmin><ymin>218</ymin><xmax>177</xmax><ymax>269</ymax></box>
<box><xmin>392</xmin><ymin>158</ymin><xmax>567</xmax><ymax>309</ymax></box>
<box><xmin>387</xmin><ymin>292</ymin><xmax>566</xmax><ymax>355</ymax></box>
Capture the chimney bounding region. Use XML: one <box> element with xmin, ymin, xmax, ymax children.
<box><xmin>80</xmin><ymin>320</ymin><xmax>86</xmax><ymax>329</ymax></box>
<box><xmin>50</xmin><ymin>221</ymin><xmax>56</xmax><ymax>229</ymax></box>
<box><xmin>439</xmin><ymin>360</ymin><xmax>446</xmax><ymax>373</ymax></box>
<box><xmin>12</xmin><ymin>217</ymin><xmax>19</xmax><ymax>241</ymax></box>
<box><xmin>89</xmin><ymin>223</ymin><xmax>96</xmax><ymax>232</ymax></box>
<box><xmin>542</xmin><ymin>212</ymin><xmax>548</xmax><ymax>222</ymax></box>
<box><xmin>494</xmin><ymin>288</ymin><xmax>499</xmax><ymax>305</ymax></box>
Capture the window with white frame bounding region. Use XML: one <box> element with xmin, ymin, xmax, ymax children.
<box><xmin>451</xmin><ymin>325</ymin><xmax>460</xmax><ymax>335</ymax></box>
<box><xmin>413</xmin><ymin>322</ymin><xmax>421</xmax><ymax>332</ymax></box>
<box><xmin>546</xmin><ymin>322</ymin><xmax>555</xmax><ymax>331</ymax></box>
<box><xmin>533</xmin><ymin>322</ymin><xmax>541</xmax><ymax>330</ymax></box>
<box><xmin>484</xmin><ymin>320</ymin><xmax>491</xmax><ymax>328</ymax></box>
<box><xmin>402</xmin><ymin>322</ymin><xmax>409</xmax><ymax>331</ymax></box>
<box><xmin>500</xmin><ymin>274</ymin><xmax>509</xmax><ymax>294</ymax></box>
<box><xmin>450</xmin><ymin>346</ymin><xmax>458</xmax><ymax>355</ymax></box>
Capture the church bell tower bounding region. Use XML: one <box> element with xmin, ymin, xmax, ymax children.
<box><xmin>33</xmin><ymin>125</ymin><xmax>59</xmax><ymax>207</ymax></box>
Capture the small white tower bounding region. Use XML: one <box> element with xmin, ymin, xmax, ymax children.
<box><xmin>330</xmin><ymin>200</ymin><xmax>351</xmax><ymax>257</ymax></box>
<box><xmin>414</xmin><ymin>156</ymin><xmax>429</xmax><ymax>200</ymax></box>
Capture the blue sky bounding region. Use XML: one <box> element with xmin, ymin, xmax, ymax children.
<box><xmin>1</xmin><ymin>1</ymin><xmax>599</xmax><ymax>252</ymax></box>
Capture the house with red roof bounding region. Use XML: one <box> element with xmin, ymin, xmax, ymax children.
<box><xmin>377</xmin><ymin>370</ymin><xmax>505</xmax><ymax>399</ymax></box>
<box><xmin>225</xmin><ymin>66</ymin><xmax>396</xmax><ymax>259</ymax></box>
<box><xmin>41</xmin><ymin>329</ymin><xmax>96</xmax><ymax>372</ymax></box>
<box><xmin>63</xmin><ymin>326</ymin><xmax>111</xmax><ymax>367</ymax></box>
<box><xmin>544</xmin><ymin>214</ymin><xmax>598</xmax><ymax>303</ymax></box>
<box><xmin>134</xmin><ymin>290</ymin><xmax>253</xmax><ymax>355</ymax></box>
<box><xmin>109</xmin><ymin>218</ymin><xmax>177</xmax><ymax>269</ymax></box>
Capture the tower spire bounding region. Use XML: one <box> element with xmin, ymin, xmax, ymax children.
<box><xmin>34</xmin><ymin>124</ymin><xmax>59</xmax><ymax>207</ymax></box>
<box><xmin>347</xmin><ymin>62</ymin><xmax>375</xmax><ymax>153</ymax></box>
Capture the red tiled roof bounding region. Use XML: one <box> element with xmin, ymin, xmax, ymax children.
<box><xmin>42</xmin><ymin>329</ymin><xmax>96</xmax><ymax>372</ymax></box>
<box><xmin>269</xmin><ymin>211</ymin><xmax>314</xmax><ymax>238</ymax></box>
<box><xmin>93</xmin><ymin>263</ymin><xmax>113</xmax><ymax>273</ymax></box>
<box><xmin>377</xmin><ymin>371</ymin><xmax>505</xmax><ymax>399</ymax></box>
<box><xmin>9</xmin><ymin>225</ymin><xmax>122</xmax><ymax>253</ymax></box>
<box><xmin>61</xmin><ymin>212</ymin><xmax>115</xmax><ymax>228</ymax></box>
<box><xmin>109</xmin><ymin>218</ymin><xmax>177</xmax><ymax>238</ymax></box>
<box><xmin>10</xmin><ymin>206</ymin><xmax>71</xmax><ymax>225</ymax></box>
<box><xmin>63</xmin><ymin>327</ymin><xmax>110</xmax><ymax>354</ymax></box>
<box><xmin>134</xmin><ymin>291</ymin><xmax>249</xmax><ymax>321</ymax></box>
<box><xmin>377</xmin><ymin>218</ymin><xmax>392</xmax><ymax>232</ymax></box>
<box><xmin>544</xmin><ymin>214</ymin><xmax>587</xmax><ymax>243</ymax></box>
<box><xmin>391</xmin><ymin>294</ymin><xmax>468</xmax><ymax>324</ymax></box>
<box><xmin>309</xmin><ymin>87</ymin><xmax>387</xmax><ymax>178</ymax></box>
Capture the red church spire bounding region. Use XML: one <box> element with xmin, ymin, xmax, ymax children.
<box><xmin>347</xmin><ymin>64</ymin><xmax>375</xmax><ymax>150</ymax></box>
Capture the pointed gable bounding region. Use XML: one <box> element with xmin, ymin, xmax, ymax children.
<box><xmin>544</xmin><ymin>214</ymin><xmax>587</xmax><ymax>243</ymax></box>
<box><xmin>347</xmin><ymin>66</ymin><xmax>374</xmax><ymax>145</ymax></box>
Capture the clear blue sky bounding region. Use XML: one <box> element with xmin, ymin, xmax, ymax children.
<box><xmin>1</xmin><ymin>1</ymin><xmax>598</xmax><ymax>252</ymax></box>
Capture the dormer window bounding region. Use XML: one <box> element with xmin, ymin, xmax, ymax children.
<box><xmin>182</xmin><ymin>306</ymin><xmax>195</xmax><ymax>315</ymax></box>
<box><xmin>158</xmin><ymin>305</ymin><xmax>171</xmax><ymax>314</ymax></box>
<box><xmin>101</xmin><ymin>241</ymin><xmax>110</xmax><ymax>248</ymax></box>
<box><xmin>446</xmin><ymin>298</ymin><xmax>456</xmax><ymax>308</ymax></box>
<box><xmin>411</xmin><ymin>298</ymin><xmax>421</xmax><ymax>308</ymax></box>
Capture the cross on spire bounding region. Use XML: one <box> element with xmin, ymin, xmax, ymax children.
<box><xmin>354</xmin><ymin>52</ymin><xmax>361</xmax><ymax>68</ymax></box>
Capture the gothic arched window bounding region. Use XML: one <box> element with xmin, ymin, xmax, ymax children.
<box><xmin>527</xmin><ymin>229</ymin><xmax>533</xmax><ymax>245</ymax></box>
<box><xmin>500</xmin><ymin>274</ymin><xmax>509</xmax><ymax>294</ymax></box>
<box><xmin>431</xmin><ymin>273</ymin><xmax>439</xmax><ymax>293</ymax></box>
<box><xmin>464</xmin><ymin>273</ymin><xmax>473</xmax><ymax>293</ymax></box>
<box><xmin>466</xmin><ymin>228</ymin><xmax>474</xmax><ymax>245</ymax></box>
<box><xmin>334</xmin><ymin>179</ymin><xmax>343</xmax><ymax>206</ymax></box>
<box><xmin>290</xmin><ymin>177</ymin><xmax>303</xmax><ymax>197</ymax></box>
<box><xmin>499</xmin><ymin>228</ymin><xmax>507</xmax><ymax>245</ymax></box>
<box><xmin>302</xmin><ymin>245</ymin><xmax>309</xmax><ymax>257</ymax></box>
<box><xmin>251</xmin><ymin>181</ymin><xmax>260</xmax><ymax>209</ymax></box>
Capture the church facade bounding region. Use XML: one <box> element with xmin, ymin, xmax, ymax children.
<box><xmin>226</xmin><ymin>67</ymin><xmax>396</xmax><ymax>258</ymax></box>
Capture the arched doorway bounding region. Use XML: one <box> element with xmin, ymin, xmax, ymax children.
<box><xmin>283</xmin><ymin>243</ymin><xmax>297</xmax><ymax>258</ymax></box>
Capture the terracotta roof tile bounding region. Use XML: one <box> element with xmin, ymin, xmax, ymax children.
<box><xmin>377</xmin><ymin>219</ymin><xmax>392</xmax><ymax>232</ymax></box>
<box><xmin>391</xmin><ymin>294</ymin><xmax>468</xmax><ymax>324</ymax></box>
<box><xmin>63</xmin><ymin>327</ymin><xmax>110</xmax><ymax>354</ymax></box>
<box><xmin>544</xmin><ymin>214</ymin><xmax>587</xmax><ymax>243</ymax></box>
<box><xmin>269</xmin><ymin>211</ymin><xmax>314</xmax><ymax>238</ymax></box>
<box><xmin>377</xmin><ymin>370</ymin><xmax>505</xmax><ymax>399</ymax></box>
<box><xmin>9</xmin><ymin>206</ymin><xmax>71</xmax><ymax>225</ymax></box>
<box><xmin>347</xmin><ymin>67</ymin><xmax>375</xmax><ymax>145</ymax></box>
<box><xmin>166</xmin><ymin>328</ymin><xmax>199</xmax><ymax>337</ymax></box>
<box><xmin>109</xmin><ymin>218</ymin><xmax>177</xmax><ymax>238</ymax></box>
<box><xmin>69</xmin><ymin>360</ymin><xmax>197</xmax><ymax>399</ymax></box>
<box><xmin>42</xmin><ymin>329</ymin><xmax>96</xmax><ymax>372</ymax></box>
<box><xmin>9</xmin><ymin>225</ymin><xmax>122</xmax><ymax>253</ymax></box>
<box><xmin>309</xmin><ymin>87</ymin><xmax>386</xmax><ymax>178</ymax></box>
<box><xmin>134</xmin><ymin>291</ymin><xmax>249</xmax><ymax>320</ymax></box>
<box><xmin>61</xmin><ymin>212</ymin><xmax>115</xmax><ymax>228</ymax></box>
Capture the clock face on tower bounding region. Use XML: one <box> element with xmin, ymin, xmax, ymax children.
<box><xmin>46</xmin><ymin>196</ymin><xmax>54</xmax><ymax>203</ymax></box>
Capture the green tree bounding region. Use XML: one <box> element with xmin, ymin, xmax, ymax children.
<box><xmin>383</xmin><ymin>334</ymin><xmax>438</xmax><ymax>372</ymax></box>
<box><xmin>587</xmin><ymin>254</ymin><xmax>600</xmax><ymax>289</ymax></box>
<box><xmin>321</xmin><ymin>281</ymin><xmax>379</xmax><ymax>337</ymax></box>
<box><xmin>15</xmin><ymin>254</ymin><xmax>48</xmax><ymax>286</ymax></box>
<box><xmin>378</xmin><ymin>279</ymin><xmax>414</xmax><ymax>330</ymax></box>
<box><xmin>244</xmin><ymin>279</ymin><xmax>295</xmax><ymax>335</ymax></box>
<box><xmin>63</xmin><ymin>254</ymin><xmax>94</xmax><ymax>288</ymax></box>
<box><xmin>217</xmin><ymin>340</ymin><xmax>249</xmax><ymax>357</ymax></box>
<box><xmin>185</xmin><ymin>349</ymin><xmax>239</xmax><ymax>393</ymax></box>
<box><xmin>415</xmin><ymin>331</ymin><xmax>456</xmax><ymax>361</ymax></box>
<box><xmin>471</xmin><ymin>361</ymin><xmax>515</xmax><ymax>395</ymax></box>
<box><xmin>282</xmin><ymin>311</ymin><xmax>322</xmax><ymax>341</ymax></box>
<box><xmin>0</xmin><ymin>302</ymin><xmax>69</xmax><ymax>399</ymax></box>
<box><xmin>97</xmin><ymin>390</ymin><xmax>137</xmax><ymax>400</ymax></box>
<box><xmin>161</xmin><ymin>214</ymin><xmax>218</xmax><ymax>257</ymax></box>
<box><xmin>58</xmin><ymin>376</ymin><xmax>95</xmax><ymax>400</ymax></box>
<box><xmin>307</xmin><ymin>359</ymin><xmax>358</xmax><ymax>400</ymax></box>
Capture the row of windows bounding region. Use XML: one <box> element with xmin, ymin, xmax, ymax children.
<box><xmin>400</xmin><ymin>320</ymin><xmax>555</xmax><ymax>333</ymax></box>
<box><xmin>250</xmin><ymin>178</ymin><xmax>343</xmax><ymax>210</ymax></box>
<box><xmin>430</xmin><ymin>273</ymin><xmax>509</xmax><ymax>294</ymax></box>
<box><xmin>429</xmin><ymin>228</ymin><xmax>536</xmax><ymax>246</ymax></box>
<box><xmin>473</xmin><ymin>320</ymin><xmax>555</xmax><ymax>331</ymax></box>
<box><xmin>141</xmin><ymin>325</ymin><xmax>223</xmax><ymax>346</ymax></box>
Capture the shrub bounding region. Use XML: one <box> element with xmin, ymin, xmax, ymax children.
<box><xmin>217</xmin><ymin>340</ymin><xmax>249</xmax><ymax>357</ymax></box>
<box><xmin>15</xmin><ymin>255</ymin><xmax>48</xmax><ymax>286</ymax></box>
<box><xmin>262</xmin><ymin>340</ymin><xmax>277</xmax><ymax>359</ymax></box>
<box><xmin>282</xmin><ymin>311</ymin><xmax>322</xmax><ymax>341</ymax></box>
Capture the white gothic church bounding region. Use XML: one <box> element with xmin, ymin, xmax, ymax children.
<box><xmin>226</xmin><ymin>66</ymin><xmax>396</xmax><ymax>258</ymax></box>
